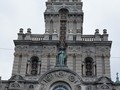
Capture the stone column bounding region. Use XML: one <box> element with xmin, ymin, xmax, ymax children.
<box><xmin>26</xmin><ymin>61</ymin><xmax>30</xmax><ymax>75</ymax></box>
<box><xmin>93</xmin><ymin>63</ymin><xmax>96</xmax><ymax>76</ymax></box>
<box><xmin>38</xmin><ymin>61</ymin><xmax>41</xmax><ymax>75</ymax></box>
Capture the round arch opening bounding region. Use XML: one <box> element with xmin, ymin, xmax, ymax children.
<box><xmin>50</xmin><ymin>81</ymin><xmax>71</xmax><ymax>90</ymax></box>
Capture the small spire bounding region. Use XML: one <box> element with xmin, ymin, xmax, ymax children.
<box><xmin>116</xmin><ymin>72</ymin><xmax>120</xmax><ymax>83</ymax></box>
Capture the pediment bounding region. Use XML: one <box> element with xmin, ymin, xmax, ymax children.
<box><xmin>9</xmin><ymin>81</ymin><xmax>22</xmax><ymax>90</ymax></box>
<box><xmin>9</xmin><ymin>75</ymin><xmax>25</xmax><ymax>81</ymax></box>
<box><xmin>96</xmin><ymin>76</ymin><xmax>113</xmax><ymax>84</ymax></box>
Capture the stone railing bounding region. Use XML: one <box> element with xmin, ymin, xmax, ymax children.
<box><xmin>31</xmin><ymin>34</ymin><xmax>44</xmax><ymax>41</ymax></box>
<box><xmin>81</xmin><ymin>35</ymin><xmax>95</xmax><ymax>41</ymax></box>
<box><xmin>17</xmin><ymin>28</ymin><xmax>108</xmax><ymax>41</ymax></box>
<box><xmin>68</xmin><ymin>29</ymin><xmax>108</xmax><ymax>41</ymax></box>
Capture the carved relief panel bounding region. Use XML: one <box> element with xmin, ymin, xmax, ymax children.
<box><xmin>39</xmin><ymin>70</ymin><xmax>82</xmax><ymax>90</ymax></box>
<box><xmin>96</xmin><ymin>46</ymin><xmax>110</xmax><ymax>57</ymax></box>
<box><xmin>42</xmin><ymin>46</ymin><xmax>57</xmax><ymax>57</ymax></box>
<box><xmin>67</xmin><ymin>46</ymin><xmax>81</xmax><ymax>56</ymax></box>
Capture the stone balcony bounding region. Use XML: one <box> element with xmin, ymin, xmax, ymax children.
<box><xmin>17</xmin><ymin>28</ymin><xmax>109</xmax><ymax>42</ymax></box>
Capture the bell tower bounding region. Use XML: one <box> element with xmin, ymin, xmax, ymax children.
<box><xmin>44</xmin><ymin>0</ymin><xmax>84</xmax><ymax>40</ymax></box>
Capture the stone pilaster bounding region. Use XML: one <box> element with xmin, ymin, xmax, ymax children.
<box><xmin>50</xmin><ymin>55</ymin><xmax>56</xmax><ymax>69</ymax></box>
<box><xmin>76</xmin><ymin>55</ymin><xmax>82</xmax><ymax>76</ymax></box>
<box><xmin>41</xmin><ymin>57</ymin><xmax>48</xmax><ymax>75</ymax></box>
<box><xmin>12</xmin><ymin>54</ymin><xmax>20</xmax><ymax>75</ymax></box>
<box><xmin>67</xmin><ymin>54</ymin><xmax>73</xmax><ymax>70</ymax></box>
<box><xmin>104</xmin><ymin>57</ymin><xmax>111</xmax><ymax>78</ymax></box>
<box><xmin>19</xmin><ymin>55</ymin><xmax>28</xmax><ymax>76</ymax></box>
<box><xmin>96</xmin><ymin>56</ymin><xmax>103</xmax><ymax>77</ymax></box>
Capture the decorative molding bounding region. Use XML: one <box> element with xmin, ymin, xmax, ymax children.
<box><xmin>42</xmin><ymin>46</ymin><xmax>57</xmax><ymax>57</ymax></box>
<box><xmin>67</xmin><ymin>46</ymin><xmax>81</xmax><ymax>53</ymax></box>
<box><xmin>39</xmin><ymin>69</ymin><xmax>82</xmax><ymax>90</ymax></box>
<box><xmin>96</xmin><ymin>46</ymin><xmax>110</xmax><ymax>57</ymax></box>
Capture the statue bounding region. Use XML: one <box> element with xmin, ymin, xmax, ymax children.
<box><xmin>57</xmin><ymin>47</ymin><xmax>67</xmax><ymax>66</ymax></box>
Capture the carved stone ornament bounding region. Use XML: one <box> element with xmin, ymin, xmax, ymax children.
<box><xmin>100</xmin><ymin>84</ymin><xmax>110</xmax><ymax>89</ymax></box>
<box><xmin>55</xmin><ymin>71</ymin><xmax>66</xmax><ymax>78</ymax></box>
<box><xmin>9</xmin><ymin>81</ymin><xmax>21</xmax><ymax>89</ymax></box>
<box><xmin>68</xmin><ymin>75</ymin><xmax>75</xmax><ymax>82</ymax></box>
<box><xmin>96</xmin><ymin>46</ymin><xmax>110</xmax><ymax>57</ymax></box>
<box><xmin>9</xmin><ymin>75</ymin><xmax>25</xmax><ymax>81</ymax></box>
<box><xmin>39</xmin><ymin>69</ymin><xmax>82</xmax><ymax>90</ymax></box>
<box><xmin>46</xmin><ymin>5</ymin><xmax>54</xmax><ymax>12</ymax></box>
<box><xmin>28</xmin><ymin>46</ymin><xmax>42</xmax><ymax>56</ymax></box>
<box><xmin>67</xmin><ymin>46</ymin><xmax>81</xmax><ymax>53</ymax></box>
<box><xmin>29</xmin><ymin>46</ymin><xmax>42</xmax><ymax>52</ymax></box>
<box><xmin>15</xmin><ymin>45</ymin><xmax>29</xmax><ymax>51</ymax></box>
<box><xmin>42</xmin><ymin>46</ymin><xmax>56</xmax><ymax>56</ymax></box>
<box><xmin>83</xmin><ymin>47</ymin><xmax>95</xmax><ymax>56</ymax></box>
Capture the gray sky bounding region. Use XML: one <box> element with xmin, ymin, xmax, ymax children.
<box><xmin>0</xmin><ymin>0</ymin><xmax>120</xmax><ymax>81</ymax></box>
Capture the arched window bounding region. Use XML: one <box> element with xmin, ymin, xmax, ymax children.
<box><xmin>50</xmin><ymin>20</ymin><xmax>53</xmax><ymax>33</ymax></box>
<box><xmin>85</xmin><ymin>57</ymin><xmax>93</xmax><ymax>76</ymax></box>
<box><xmin>51</xmin><ymin>82</ymin><xmax>71</xmax><ymax>90</ymax></box>
<box><xmin>59</xmin><ymin>8</ymin><xmax>69</xmax><ymax>19</ymax></box>
<box><xmin>30</xmin><ymin>56</ymin><xmax>39</xmax><ymax>75</ymax></box>
<box><xmin>73</xmin><ymin>20</ymin><xmax>77</xmax><ymax>31</ymax></box>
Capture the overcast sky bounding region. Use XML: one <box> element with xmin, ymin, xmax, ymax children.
<box><xmin>0</xmin><ymin>0</ymin><xmax>120</xmax><ymax>81</ymax></box>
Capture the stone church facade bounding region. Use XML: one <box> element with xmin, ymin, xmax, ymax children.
<box><xmin>0</xmin><ymin>0</ymin><xmax>120</xmax><ymax>90</ymax></box>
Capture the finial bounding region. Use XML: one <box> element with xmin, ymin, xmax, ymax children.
<box><xmin>116</xmin><ymin>72</ymin><xmax>120</xmax><ymax>83</ymax></box>
<box><xmin>19</xmin><ymin>28</ymin><xmax>23</xmax><ymax>33</ymax></box>
<box><xmin>95</xmin><ymin>29</ymin><xmax>99</xmax><ymax>34</ymax></box>
<box><xmin>27</xmin><ymin>28</ymin><xmax>31</xmax><ymax>33</ymax></box>
<box><xmin>103</xmin><ymin>29</ymin><xmax>107</xmax><ymax>34</ymax></box>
